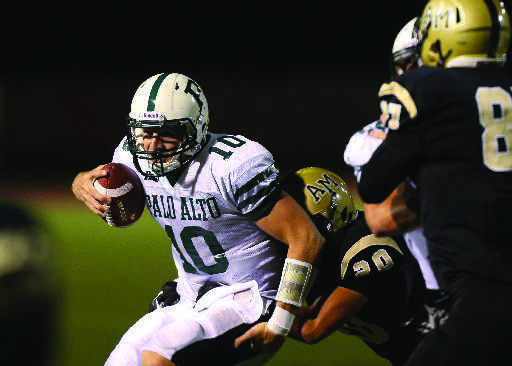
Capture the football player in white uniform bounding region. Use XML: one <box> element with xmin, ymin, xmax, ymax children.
<box><xmin>71</xmin><ymin>73</ymin><xmax>325</xmax><ymax>366</ymax></box>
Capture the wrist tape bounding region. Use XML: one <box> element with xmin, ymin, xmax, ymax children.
<box><xmin>267</xmin><ymin>306</ymin><xmax>295</xmax><ymax>336</ymax></box>
<box><xmin>275</xmin><ymin>258</ymin><xmax>313</xmax><ymax>307</ymax></box>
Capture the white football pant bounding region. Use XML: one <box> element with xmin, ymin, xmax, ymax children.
<box><xmin>104</xmin><ymin>280</ymin><xmax>265</xmax><ymax>365</ymax></box>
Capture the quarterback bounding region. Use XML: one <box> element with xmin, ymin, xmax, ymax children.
<box><xmin>71</xmin><ymin>73</ymin><xmax>325</xmax><ymax>365</ymax></box>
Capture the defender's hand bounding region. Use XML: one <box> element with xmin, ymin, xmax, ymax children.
<box><xmin>71</xmin><ymin>164</ymin><xmax>112</xmax><ymax>217</ymax></box>
<box><xmin>234</xmin><ymin>322</ymin><xmax>286</xmax><ymax>354</ymax></box>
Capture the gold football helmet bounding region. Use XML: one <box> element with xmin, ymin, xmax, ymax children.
<box><xmin>280</xmin><ymin>167</ymin><xmax>357</xmax><ymax>235</ymax></box>
<box><xmin>419</xmin><ymin>0</ymin><xmax>511</xmax><ymax>67</ymax></box>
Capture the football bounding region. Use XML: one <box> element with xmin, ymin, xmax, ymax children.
<box><xmin>93</xmin><ymin>163</ymin><xmax>146</xmax><ymax>228</ymax></box>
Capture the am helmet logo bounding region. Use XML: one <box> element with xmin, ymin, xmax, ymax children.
<box><xmin>305</xmin><ymin>173</ymin><xmax>339</xmax><ymax>202</ymax></box>
<box><xmin>422</xmin><ymin>3</ymin><xmax>452</xmax><ymax>31</ymax></box>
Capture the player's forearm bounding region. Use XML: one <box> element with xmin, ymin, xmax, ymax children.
<box><xmin>256</xmin><ymin>193</ymin><xmax>325</xmax><ymax>335</ymax></box>
<box><xmin>285</xmin><ymin>230</ymin><xmax>325</xmax><ymax>266</ymax></box>
<box><xmin>257</xmin><ymin>192</ymin><xmax>325</xmax><ymax>264</ymax></box>
<box><xmin>294</xmin><ymin>304</ymin><xmax>348</xmax><ymax>345</ymax></box>
<box><xmin>287</xmin><ymin>317</ymin><xmax>326</xmax><ymax>345</ymax></box>
<box><xmin>364</xmin><ymin>182</ymin><xmax>420</xmax><ymax>236</ymax></box>
<box><xmin>364</xmin><ymin>201</ymin><xmax>399</xmax><ymax>236</ymax></box>
<box><xmin>298</xmin><ymin>318</ymin><xmax>333</xmax><ymax>345</ymax></box>
<box><xmin>300</xmin><ymin>287</ymin><xmax>366</xmax><ymax>344</ymax></box>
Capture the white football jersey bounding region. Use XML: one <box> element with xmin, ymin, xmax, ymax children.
<box><xmin>112</xmin><ymin>133</ymin><xmax>285</xmax><ymax>303</ymax></box>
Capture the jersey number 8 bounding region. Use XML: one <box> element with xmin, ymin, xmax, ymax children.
<box><xmin>476</xmin><ymin>86</ymin><xmax>512</xmax><ymax>172</ymax></box>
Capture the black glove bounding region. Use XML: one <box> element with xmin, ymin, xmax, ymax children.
<box><xmin>149</xmin><ymin>280</ymin><xmax>180</xmax><ymax>312</ymax></box>
<box><xmin>195</xmin><ymin>281</ymin><xmax>225</xmax><ymax>302</ymax></box>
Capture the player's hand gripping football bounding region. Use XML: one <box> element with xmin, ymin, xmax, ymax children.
<box><xmin>234</xmin><ymin>321</ymin><xmax>286</xmax><ymax>353</ymax></box>
<box><xmin>71</xmin><ymin>164</ymin><xmax>111</xmax><ymax>217</ymax></box>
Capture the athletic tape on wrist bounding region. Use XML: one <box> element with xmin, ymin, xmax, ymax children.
<box><xmin>267</xmin><ymin>306</ymin><xmax>295</xmax><ymax>336</ymax></box>
<box><xmin>275</xmin><ymin>258</ymin><xmax>313</xmax><ymax>307</ymax></box>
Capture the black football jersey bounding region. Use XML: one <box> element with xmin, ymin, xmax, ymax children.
<box><xmin>310</xmin><ymin>214</ymin><xmax>426</xmax><ymax>364</ymax></box>
<box><xmin>358</xmin><ymin>66</ymin><xmax>512</xmax><ymax>288</ymax></box>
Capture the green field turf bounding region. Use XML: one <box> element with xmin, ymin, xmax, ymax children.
<box><xmin>17</xmin><ymin>195</ymin><xmax>389</xmax><ymax>366</ymax></box>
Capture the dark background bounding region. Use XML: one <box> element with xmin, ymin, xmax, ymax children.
<box><xmin>2</xmin><ymin>1</ymin><xmax>511</xmax><ymax>187</ymax></box>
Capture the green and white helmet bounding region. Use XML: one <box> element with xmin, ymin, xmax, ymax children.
<box><xmin>127</xmin><ymin>73</ymin><xmax>209</xmax><ymax>178</ymax></box>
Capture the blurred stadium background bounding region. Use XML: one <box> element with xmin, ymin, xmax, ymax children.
<box><xmin>2</xmin><ymin>2</ymin><xmax>511</xmax><ymax>365</ymax></box>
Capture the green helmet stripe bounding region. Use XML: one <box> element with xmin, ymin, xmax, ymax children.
<box><xmin>147</xmin><ymin>73</ymin><xmax>170</xmax><ymax>111</ymax></box>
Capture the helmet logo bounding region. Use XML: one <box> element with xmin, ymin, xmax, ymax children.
<box><xmin>432</xmin><ymin>8</ymin><xmax>451</xmax><ymax>29</ymax></box>
<box><xmin>422</xmin><ymin>3</ymin><xmax>452</xmax><ymax>30</ymax></box>
<box><xmin>139</xmin><ymin>112</ymin><xmax>165</xmax><ymax>121</ymax></box>
<box><xmin>305</xmin><ymin>174</ymin><xmax>339</xmax><ymax>203</ymax></box>
<box><xmin>432</xmin><ymin>40</ymin><xmax>452</xmax><ymax>66</ymax></box>
<box><xmin>185</xmin><ymin>79</ymin><xmax>204</xmax><ymax>110</ymax></box>
<box><xmin>421</xmin><ymin>4</ymin><xmax>433</xmax><ymax>34</ymax></box>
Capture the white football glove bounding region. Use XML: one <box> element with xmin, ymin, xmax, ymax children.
<box><xmin>343</xmin><ymin>120</ymin><xmax>388</xmax><ymax>182</ymax></box>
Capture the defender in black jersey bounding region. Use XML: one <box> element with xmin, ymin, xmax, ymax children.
<box><xmin>281</xmin><ymin>167</ymin><xmax>428</xmax><ymax>366</ymax></box>
<box><xmin>357</xmin><ymin>1</ymin><xmax>512</xmax><ymax>365</ymax></box>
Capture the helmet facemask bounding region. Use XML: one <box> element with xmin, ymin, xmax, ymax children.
<box><xmin>321</xmin><ymin>191</ymin><xmax>358</xmax><ymax>234</ymax></box>
<box><xmin>312</xmin><ymin>191</ymin><xmax>354</xmax><ymax>236</ymax></box>
<box><xmin>280</xmin><ymin>167</ymin><xmax>358</xmax><ymax>238</ymax></box>
<box><xmin>127</xmin><ymin>117</ymin><xmax>203</xmax><ymax>179</ymax></box>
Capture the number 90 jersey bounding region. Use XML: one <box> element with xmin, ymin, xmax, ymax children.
<box><xmin>112</xmin><ymin>133</ymin><xmax>285</xmax><ymax>303</ymax></box>
<box><xmin>358</xmin><ymin>66</ymin><xmax>512</xmax><ymax>286</ymax></box>
<box><xmin>310</xmin><ymin>214</ymin><xmax>426</xmax><ymax>365</ymax></box>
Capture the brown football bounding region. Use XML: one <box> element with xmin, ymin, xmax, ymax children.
<box><xmin>93</xmin><ymin>163</ymin><xmax>145</xmax><ymax>227</ymax></box>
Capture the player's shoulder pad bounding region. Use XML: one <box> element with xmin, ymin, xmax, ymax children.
<box><xmin>208</xmin><ymin>133</ymin><xmax>274</xmax><ymax>171</ymax></box>
<box><xmin>378</xmin><ymin>67</ymin><xmax>440</xmax><ymax>122</ymax></box>
<box><xmin>112</xmin><ymin>137</ymin><xmax>134</xmax><ymax>166</ymax></box>
<box><xmin>209</xmin><ymin>133</ymin><xmax>269</xmax><ymax>157</ymax></box>
<box><xmin>340</xmin><ymin>234</ymin><xmax>404</xmax><ymax>280</ymax></box>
